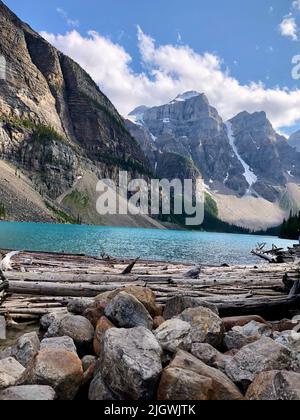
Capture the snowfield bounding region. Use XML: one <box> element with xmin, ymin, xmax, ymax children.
<box><xmin>225</xmin><ymin>121</ymin><xmax>258</xmax><ymax>190</ymax></box>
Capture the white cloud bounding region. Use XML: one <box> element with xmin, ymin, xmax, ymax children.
<box><xmin>41</xmin><ymin>27</ymin><xmax>300</xmax><ymax>130</ymax></box>
<box><xmin>293</xmin><ymin>0</ymin><xmax>300</xmax><ymax>11</ymax></box>
<box><xmin>56</xmin><ymin>7</ymin><xmax>79</xmax><ymax>28</ymax></box>
<box><xmin>279</xmin><ymin>14</ymin><xmax>298</xmax><ymax>40</ymax></box>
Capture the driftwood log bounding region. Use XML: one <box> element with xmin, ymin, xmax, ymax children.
<box><xmin>0</xmin><ymin>248</ymin><xmax>300</xmax><ymax>321</ymax></box>
<box><xmin>218</xmin><ymin>294</ymin><xmax>300</xmax><ymax>320</ymax></box>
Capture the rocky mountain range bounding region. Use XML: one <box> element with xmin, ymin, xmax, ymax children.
<box><xmin>0</xmin><ymin>1</ymin><xmax>299</xmax><ymax>231</ymax></box>
<box><xmin>0</xmin><ymin>1</ymin><xmax>162</xmax><ymax>229</ymax></box>
<box><xmin>127</xmin><ymin>92</ymin><xmax>300</xmax><ymax>230</ymax></box>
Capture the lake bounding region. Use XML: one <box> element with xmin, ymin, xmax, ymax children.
<box><xmin>0</xmin><ymin>222</ymin><xmax>296</xmax><ymax>265</ymax></box>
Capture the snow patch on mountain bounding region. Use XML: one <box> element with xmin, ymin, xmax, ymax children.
<box><xmin>170</xmin><ymin>91</ymin><xmax>201</xmax><ymax>104</ymax></box>
<box><xmin>225</xmin><ymin>121</ymin><xmax>258</xmax><ymax>190</ymax></box>
<box><xmin>127</xmin><ymin>114</ymin><xmax>144</xmax><ymax>126</ymax></box>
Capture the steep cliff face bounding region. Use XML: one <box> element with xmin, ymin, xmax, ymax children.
<box><xmin>0</xmin><ymin>1</ymin><xmax>155</xmax><ymax>226</ymax></box>
<box><xmin>127</xmin><ymin>92</ymin><xmax>300</xmax><ymax>229</ymax></box>
<box><xmin>230</xmin><ymin>112</ymin><xmax>300</xmax><ymax>202</ymax></box>
<box><xmin>128</xmin><ymin>92</ymin><xmax>250</xmax><ymax>196</ymax></box>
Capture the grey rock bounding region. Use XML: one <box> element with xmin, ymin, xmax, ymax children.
<box><xmin>104</xmin><ymin>292</ymin><xmax>153</xmax><ymax>330</ymax></box>
<box><xmin>100</xmin><ymin>327</ymin><xmax>162</xmax><ymax>400</ymax></box>
<box><xmin>0</xmin><ymin>316</ymin><xmax>6</xmax><ymax>340</ymax></box>
<box><xmin>41</xmin><ymin>336</ymin><xmax>77</xmax><ymax>355</ymax></box>
<box><xmin>67</xmin><ymin>298</ymin><xmax>94</xmax><ymax>315</ymax></box>
<box><xmin>40</xmin><ymin>310</ymin><xmax>68</xmax><ymax>331</ymax></box>
<box><xmin>163</xmin><ymin>295</ymin><xmax>219</xmax><ymax>320</ymax></box>
<box><xmin>45</xmin><ymin>315</ymin><xmax>94</xmax><ymax>351</ymax></box>
<box><xmin>11</xmin><ymin>332</ymin><xmax>40</xmax><ymax>368</ymax></box>
<box><xmin>154</xmin><ymin>319</ymin><xmax>191</xmax><ymax>352</ymax></box>
<box><xmin>274</xmin><ymin>331</ymin><xmax>300</xmax><ymax>367</ymax></box>
<box><xmin>81</xmin><ymin>355</ymin><xmax>97</xmax><ymax>373</ymax></box>
<box><xmin>191</xmin><ymin>343</ymin><xmax>231</xmax><ymax>374</ymax></box>
<box><xmin>238</xmin><ymin>321</ymin><xmax>273</xmax><ymax>338</ymax></box>
<box><xmin>0</xmin><ymin>357</ymin><xmax>25</xmax><ymax>390</ymax></box>
<box><xmin>225</xmin><ymin>337</ymin><xmax>295</xmax><ymax>389</ymax></box>
<box><xmin>224</xmin><ymin>321</ymin><xmax>272</xmax><ymax>351</ymax></box>
<box><xmin>0</xmin><ymin>346</ymin><xmax>12</xmax><ymax>360</ymax></box>
<box><xmin>178</xmin><ymin>307</ymin><xmax>225</xmax><ymax>349</ymax></box>
<box><xmin>224</xmin><ymin>330</ymin><xmax>259</xmax><ymax>351</ymax></box>
<box><xmin>0</xmin><ymin>385</ymin><xmax>56</xmax><ymax>400</ymax></box>
<box><xmin>89</xmin><ymin>373</ymin><xmax>117</xmax><ymax>401</ymax></box>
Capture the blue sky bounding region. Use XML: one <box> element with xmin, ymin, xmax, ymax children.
<box><xmin>4</xmin><ymin>0</ymin><xmax>300</xmax><ymax>135</ymax></box>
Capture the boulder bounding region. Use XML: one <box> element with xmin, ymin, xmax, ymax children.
<box><xmin>292</xmin><ymin>315</ymin><xmax>300</xmax><ymax>323</ymax></box>
<box><xmin>154</xmin><ymin>305</ymin><xmax>164</xmax><ymax>317</ymax></box>
<box><xmin>224</xmin><ymin>321</ymin><xmax>272</xmax><ymax>351</ymax></box>
<box><xmin>119</xmin><ymin>286</ymin><xmax>158</xmax><ymax>317</ymax></box>
<box><xmin>153</xmin><ymin>316</ymin><xmax>165</xmax><ymax>330</ymax></box>
<box><xmin>40</xmin><ymin>310</ymin><xmax>68</xmax><ymax>331</ymax></box>
<box><xmin>224</xmin><ymin>330</ymin><xmax>259</xmax><ymax>351</ymax></box>
<box><xmin>20</xmin><ymin>349</ymin><xmax>83</xmax><ymax>400</ymax></box>
<box><xmin>178</xmin><ymin>307</ymin><xmax>225</xmax><ymax>349</ymax></box>
<box><xmin>89</xmin><ymin>373</ymin><xmax>117</xmax><ymax>401</ymax></box>
<box><xmin>246</xmin><ymin>370</ymin><xmax>300</xmax><ymax>400</ymax></box>
<box><xmin>104</xmin><ymin>292</ymin><xmax>153</xmax><ymax>330</ymax></box>
<box><xmin>95</xmin><ymin>286</ymin><xmax>158</xmax><ymax>317</ymax></box>
<box><xmin>45</xmin><ymin>315</ymin><xmax>94</xmax><ymax>353</ymax></box>
<box><xmin>82</xmin><ymin>355</ymin><xmax>97</xmax><ymax>373</ymax></box>
<box><xmin>67</xmin><ymin>298</ymin><xmax>93</xmax><ymax>315</ymax></box>
<box><xmin>0</xmin><ymin>385</ymin><xmax>56</xmax><ymax>400</ymax></box>
<box><xmin>93</xmin><ymin>316</ymin><xmax>115</xmax><ymax>356</ymax></box>
<box><xmin>154</xmin><ymin>319</ymin><xmax>191</xmax><ymax>352</ymax></box>
<box><xmin>83</xmin><ymin>306</ymin><xmax>103</xmax><ymax>328</ymax></box>
<box><xmin>237</xmin><ymin>321</ymin><xmax>273</xmax><ymax>338</ymax></box>
<box><xmin>158</xmin><ymin>350</ymin><xmax>243</xmax><ymax>400</ymax></box>
<box><xmin>271</xmin><ymin>319</ymin><xmax>298</xmax><ymax>333</ymax></box>
<box><xmin>164</xmin><ymin>296</ymin><xmax>218</xmax><ymax>320</ymax></box>
<box><xmin>82</xmin><ymin>355</ymin><xmax>97</xmax><ymax>385</ymax></box>
<box><xmin>225</xmin><ymin>337</ymin><xmax>294</xmax><ymax>389</ymax></box>
<box><xmin>0</xmin><ymin>358</ymin><xmax>25</xmax><ymax>390</ymax></box>
<box><xmin>274</xmin><ymin>330</ymin><xmax>300</xmax><ymax>352</ymax></box>
<box><xmin>294</xmin><ymin>324</ymin><xmax>300</xmax><ymax>333</ymax></box>
<box><xmin>191</xmin><ymin>343</ymin><xmax>231</xmax><ymax>374</ymax></box>
<box><xmin>41</xmin><ymin>336</ymin><xmax>77</xmax><ymax>355</ymax></box>
<box><xmin>11</xmin><ymin>332</ymin><xmax>40</xmax><ymax>368</ymax></box>
<box><xmin>100</xmin><ymin>327</ymin><xmax>162</xmax><ymax>400</ymax></box>
<box><xmin>0</xmin><ymin>347</ymin><xmax>12</xmax><ymax>360</ymax></box>
<box><xmin>93</xmin><ymin>290</ymin><xmax>120</xmax><ymax>311</ymax></box>
<box><xmin>158</xmin><ymin>367</ymin><xmax>214</xmax><ymax>400</ymax></box>
<box><xmin>222</xmin><ymin>315</ymin><xmax>268</xmax><ymax>332</ymax></box>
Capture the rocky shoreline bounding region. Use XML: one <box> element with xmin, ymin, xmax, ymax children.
<box><xmin>1</xmin><ymin>287</ymin><xmax>300</xmax><ymax>400</ymax></box>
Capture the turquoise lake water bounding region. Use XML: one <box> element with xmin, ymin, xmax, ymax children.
<box><xmin>0</xmin><ymin>221</ymin><xmax>296</xmax><ymax>265</ymax></box>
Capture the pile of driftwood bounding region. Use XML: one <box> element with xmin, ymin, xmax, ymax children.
<box><xmin>251</xmin><ymin>243</ymin><xmax>300</xmax><ymax>264</ymax></box>
<box><xmin>0</xmin><ymin>249</ymin><xmax>299</xmax><ymax>335</ymax></box>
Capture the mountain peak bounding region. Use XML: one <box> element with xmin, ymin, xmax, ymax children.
<box><xmin>170</xmin><ymin>91</ymin><xmax>204</xmax><ymax>104</ymax></box>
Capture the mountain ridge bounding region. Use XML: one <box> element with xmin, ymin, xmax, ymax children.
<box><xmin>126</xmin><ymin>91</ymin><xmax>300</xmax><ymax>230</ymax></box>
